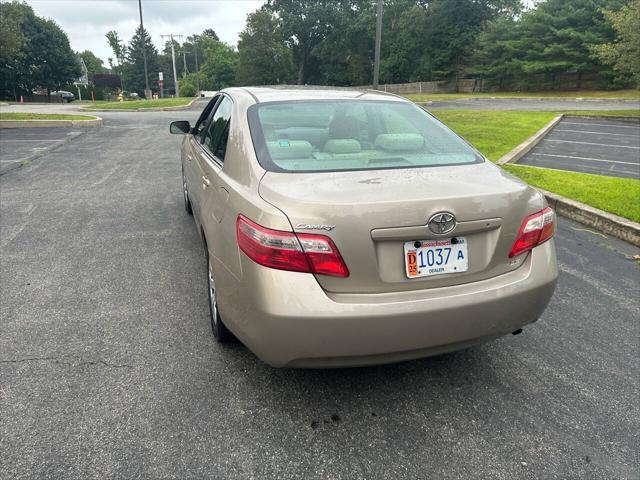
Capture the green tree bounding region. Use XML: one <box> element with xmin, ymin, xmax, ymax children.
<box><xmin>591</xmin><ymin>0</ymin><xmax>640</xmax><ymax>85</ymax></box>
<box><xmin>201</xmin><ymin>29</ymin><xmax>219</xmax><ymax>41</ymax></box>
<box><xmin>22</xmin><ymin>12</ymin><xmax>80</xmax><ymax>95</ymax></box>
<box><xmin>106</xmin><ymin>30</ymin><xmax>126</xmax><ymax>90</ymax></box>
<box><xmin>0</xmin><ymin>2</ymin><xmax>80</xmax><ymax>98</ymax></box>
<box><xmin>125</xmin><ymin>26</ymin><xmax>159</xmax><ymax>95</ymax></box>
<box><xmin>515</xmin><ymin>0</ymin><xmax>621</xmax><ymax>89</ymax></box>
<box><xmin>237</xmin><ymin>8</ymin><xmax>294</xmax><ymax>85</ymax></box>
<box><xmin>267</xmin><ymin>0</ymin><xmax>345</xmax><ymax>84</ymax></box>
<box><xmin>470</xmin><ymin>16</ymin><xmax>526</xmax><ymax>89</ymax></box>
<box><xmin>310</xmin><ymin>0</ymin><xmax>375</xmax><ymax>86</ymax></box>
<box><xmin>198</xmin><ymin>36</ymin><xmax>239</xmax><ymax>90</ymax></box>
<box><xmin>0</xmin><ymin>1</ymin><xmax>27</xmax><ymax>99</ymax></box>
<box><xmin>380</xmin><ymin>0</ymin><xmax>521</xmax><ymax>83</ymax></box>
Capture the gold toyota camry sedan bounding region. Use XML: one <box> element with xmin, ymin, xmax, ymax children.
<box><xmin>170</xmin><ymin>87</ymin><xmax>558</xmax><ymax>368</ymax></box>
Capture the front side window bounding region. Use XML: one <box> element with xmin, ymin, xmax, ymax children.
<box><xmin>195</xmin><ymin>95</ymin><xmax>220</xmax><ymax>142</ymax></box>
<box><xmin>248</xmin><ymin>100</ymin><xmax>482</xmax><ymax>172</ymax></box>
<box><xmin>202</xmin><ymin>97</ymin><xmax>232</xmax><ymax>161</ymax></box>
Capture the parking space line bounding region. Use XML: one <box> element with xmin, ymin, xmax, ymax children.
<box><xmin>530</xmin><ymin>153</ymin><xmax>639</xmax><ymax>166</ymax></box>
<box><xmin>0</xmin><ymin>139</ymin><xmax>66</xmax><ymax>142</ymax></box>
<box><xmin>554</xmin><ymin>129</ymin><xmax>640</xmax><ymax>138</ymax></box>
<box><xmin>545</xmin><ymin>139</ymin><xmax>640</xmax><ymax>149</ymax></box>
<box><xmin>561</xmin><ymin>121</ymin><xmax>640</xmax><ymax>129</ymax></box>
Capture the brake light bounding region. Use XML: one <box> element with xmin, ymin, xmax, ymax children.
<box><xmin>509</xmin><ymin>207</ymin><xmax>555</xmax><ymax>258</ymax></box>
<box><xmin>236</xmin><ymin>215</ymin><xmax>349</xmax><ymax>277</ymax></box>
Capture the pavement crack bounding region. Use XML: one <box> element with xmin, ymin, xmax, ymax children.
<box><xmin>0</xmin><ymin>356</ymin><xmax>132</xmax><ymax>369</ymax></box>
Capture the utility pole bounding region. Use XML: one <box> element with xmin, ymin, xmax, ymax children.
<box><xmin>182</xmin><ymin>51</ymin><xmax>188</xmax><ymax>76</ymax></box>
<box><xmin>161</xmin><ymin>34</ymin><xmax>182</xmax><ymax>97</ymax></box>
<box><xmin>373</xmin><ymin>0</ymin><xmax>383</xmax><ymax>90</ymax></box>
<box><xmin>194</xmin><ymin>37</ymin><xmax>200</xmax><ymax>94</ymax></box>
<box><xmin>138</xmin><ymin>0</ymin><xmax>150</xmax><ymax>98</ymax></box>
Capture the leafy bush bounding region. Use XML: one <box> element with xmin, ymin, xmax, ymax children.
<box><xmin>178</xmin><ymin>73</ymin><xmax>198</xmax><ymax>97</ymax></box>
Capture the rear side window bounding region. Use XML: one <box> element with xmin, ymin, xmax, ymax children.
<box><xmin>247</xmin><ymin>100</ymin><xmax>481</xmax><ymax>172</ymax></box>
<box><xmin>202</xmin><ymin>97</ymin><xmax>232</xmax><ymax>162</ymax></box>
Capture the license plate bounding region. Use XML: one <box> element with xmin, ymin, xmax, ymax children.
<box><xmin>404</xmin><ymin>237</ymin><xmax>468</xmax><ymax>278</ymax></box>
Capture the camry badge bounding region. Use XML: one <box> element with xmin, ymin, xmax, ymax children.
<box><xmin>295</xmin><ymin>224</ymin><xmax>336</xmax><ymax>232</ymax></box>
<box><xmin>428</xmin><ymin>212</ymin><xmax>456</xmax><ymax>234</ymax></box>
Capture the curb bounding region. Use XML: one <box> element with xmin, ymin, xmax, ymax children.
<box><xmin>563</xmin><ymin>114</ymin><xmax>640</xmax><ymax>124</ymax></box>
<box><xmin>0</xmin><ymin>117</ymin><xmax>102</xmax><ymax>128</ymax></box>
<box><xmin>541</xmin><ymin>188</ymin><xmax>640</xmax><ymax>247</ymax></box>
<box><xmin>81</xmin><ymin>97</ymin><xmax>198</xmax><ymax>112</ymax></box>
<box><xmin>496</xmin><ymin>114</ymin><xmax>563</xmax><ymax>165</ymax></box>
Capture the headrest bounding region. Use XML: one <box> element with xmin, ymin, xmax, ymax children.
<box><xmin>324</xmin><ymin>139</ymin><xmax>362</xmax><ymax>154</ymax></box>
<box><xmin>267</xmin><ymin>140</ymin><xmax>312</xmax><ymax>160</ymax></box>
<box><xmin>375</xmin><ymin>133</ymin><xmax>425</xmax><ymax>152</ymax></box>
<box><xmin>328</xmin><ymin>115</ymin><xmax>360</xmax><ymax>139</ymax></box>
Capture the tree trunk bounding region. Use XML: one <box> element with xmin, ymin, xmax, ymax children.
<box><xmin>297</xmin><ymin>48</ymin><xmax>308</xmax><ymax>85</ymax></box>
<box><xmin>576</xmin><ymin>71</ymin><xmax>582</xmax><ymax>89</ymax></box>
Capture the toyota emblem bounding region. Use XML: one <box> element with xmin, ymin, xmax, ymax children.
<box><xmin>428</xmin><ymin>212</ymin><xmax>456</xmax><ymax>234</ymax></box>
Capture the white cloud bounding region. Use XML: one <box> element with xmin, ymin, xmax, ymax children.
<box><xmin>23</xmin><ymin>0</ymin><xmax>265</xmax><ymax>65</ymax></box>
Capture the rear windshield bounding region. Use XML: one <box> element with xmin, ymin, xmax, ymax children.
<box><xmin>247</xmin><ymin>100</ymin><xmax>482</xmax><ymax>172</ymax></box>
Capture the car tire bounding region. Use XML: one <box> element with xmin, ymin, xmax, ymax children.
<box><xmin>182</xmin><ymin>166</ymin><xmax>193</xmax><ymax>215</ymax></box>
<box><xmin>206</xmin><ymin>250</ymin><xmax>233</xmax><ymax>343</ymax></box>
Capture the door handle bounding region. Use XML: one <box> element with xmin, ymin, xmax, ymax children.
<box><xmin>202</xmin><ymin>176</ymin><xmax>211</xmax><ymax>188</ymax></box>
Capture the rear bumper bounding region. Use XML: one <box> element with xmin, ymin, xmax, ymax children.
<box><xmin>218</xmin><ymin>241</ymin><xmax>558</xmax><ymax>368</ymax></box>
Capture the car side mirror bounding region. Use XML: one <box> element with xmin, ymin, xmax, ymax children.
<box><xmin>170</xmin><ymin>120</ymin><xmax>191</xmax><ymax>134</ymax></box>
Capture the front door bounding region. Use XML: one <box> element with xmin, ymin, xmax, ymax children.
<box><xmin>193</xmin><ymin>95</ymin><xmax>233</xmax><ymax>241</ymax></box>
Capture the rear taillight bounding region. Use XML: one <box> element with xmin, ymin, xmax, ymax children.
<box><xmin>509</xmin><ymin>207</ymin><xmax>555</xmax><ymax>258</ymax></box>
<box><xmin>236</xmin><ymin>215</ymin><xmax>349</xmax><ymax>277</ymax></box>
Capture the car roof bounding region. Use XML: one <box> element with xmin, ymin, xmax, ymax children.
<box><xmin>224</xmin><ymin>86</ymin><xmax>407</xmax><ymax>104</ymax></box>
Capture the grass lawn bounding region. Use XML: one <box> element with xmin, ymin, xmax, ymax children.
<box><xmin>429</xmin><ymin>110</ymin><xmax>558</xmax><ymax>161</ymax></box>
<box><xmin>503</xmin><ymin>165</ymin><xmax>640</xmax><ymax>223</ymax></box>
<box><xmin>0</xmin><ymin>112</ymin><xmax>96</xmax><ymax>121</ymax></box>
<box><xmin>83</xmin><ymin>97</ymin><xmax>194</xmax><ymax>110</ymax></box>
<box><xmin>404</xmin><ymin>89</ymin><xmax>640</xmax><ymax>102</ymax></box>
<box><xmin>429</xmin><ymin>109</ymin><xmax>640</xmax><ymax>222</ymax></box>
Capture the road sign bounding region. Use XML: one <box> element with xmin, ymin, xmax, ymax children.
<box><xmin>159</xmin><ymin>72</ymin><xmax>164</xmax><ymax>81</ymax></box>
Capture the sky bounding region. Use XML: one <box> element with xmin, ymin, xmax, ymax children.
<box><xmin>23</xmin><ymin>0</ymin><xmax>266</xmax><ymax>66</ymax></box>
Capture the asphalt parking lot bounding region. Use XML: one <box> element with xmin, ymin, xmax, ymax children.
<box><xmin>519</xmin><ymin>117</ymin><xmax>640</xmax><ymax>178</ymax></box>
<box><xmin>1</xmin><ymin>109</ymin><xmax>639</xmax><ymax>479</ymax></box>
<box><xmin>0</xmin><ymin>127</ymin><xmax>83</xmax><ymax>172</ymax></box>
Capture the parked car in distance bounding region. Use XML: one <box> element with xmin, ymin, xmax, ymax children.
<box><xmin>50</xmin><ymin>90</ymin><xmax>75</xmax><ymax>102</ymax></box>
<box><xmin>170</xmin><ymin>87</ymin><xmax>559</xmax><ymax>368</ymax></box>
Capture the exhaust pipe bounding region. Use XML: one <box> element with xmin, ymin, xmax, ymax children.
<box><xmin>512</xmin><ymin>328</ymin><xmax>523</xmax><ymax>335</ymax></box>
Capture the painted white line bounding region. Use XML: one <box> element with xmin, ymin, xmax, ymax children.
<box><xmin>545</xmin><ymin>139</ymin><xmax>640</xmax><ymax>149</ymax></box>
<box><xmin>531</xmin><ymin>153</ymin><xmax>639</xmax><ymax>166</ymax></box>
<box><xmin>561</xmin><ymin>121</ymin><xmax>640</xmax><ymax>129</ymax></box>
<box><xmin>554</xmin><ymin>129</ymin><xmax>640</xmax><ymax>138</ymax></box>
<box><xmin>0</xmin><ymin>139</ymin><xmax>65</xmax><ymax>142</ymax></box>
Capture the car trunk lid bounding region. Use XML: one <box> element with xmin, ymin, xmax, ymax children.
<box><xmin>258</xmin><ymin>162</ymin><xmax>544</xmax><ymax>294</ymax></box>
